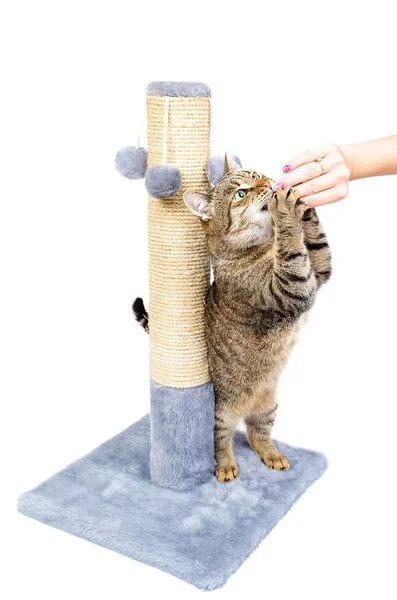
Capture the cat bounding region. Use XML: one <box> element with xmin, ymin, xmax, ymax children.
<box><xmin>133</xmin><ymin>158</ymin><xmax>331</xmax><ymax>483</ymax></box>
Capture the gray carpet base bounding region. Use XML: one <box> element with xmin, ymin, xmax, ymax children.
<box><xmin>18</xmin><ymin>415</ymin><xmax>327</xmax><ymax>591</ymax></box>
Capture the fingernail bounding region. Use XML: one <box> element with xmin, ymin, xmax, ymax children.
<box><xmin>282</xmin><ymin>165</ymin><xmax>291</xmax><ymax>173</ymax></box>
<box><xmin>274</xmin><ymin>183</ymin><xmax>286</xmax><ymax>190</ymax></box>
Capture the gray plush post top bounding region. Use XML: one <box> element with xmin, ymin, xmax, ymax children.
<box><xmin>146</xmin><ymin>81</ymin><xmax>211</xmax><ymax>98</ymax></box>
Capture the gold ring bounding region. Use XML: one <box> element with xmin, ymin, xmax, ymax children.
<box><xmin>315</xmin><ymin>157</ymin><xmax>325</xmax><ymax>176</ymax></box>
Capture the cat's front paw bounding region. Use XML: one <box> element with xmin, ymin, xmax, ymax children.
<box><xmin>257</xmin><ymin>448</ymin><xmax>290</xmax><ymax>471</ymax></box>
<box><xmin>215</xmin><ymin>462</ymin><xmax>238</xmax><ymax>483</ymax></box>
<box><xmin>269</xmin><ymin>186</ymin><xmax>306</xmax><ymax>223</ymax></box>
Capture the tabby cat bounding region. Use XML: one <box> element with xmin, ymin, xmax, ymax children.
<box><xmin>134</xmin><ymin>158</ymin><xmax>331</xmax><ymax>483</ymax></box>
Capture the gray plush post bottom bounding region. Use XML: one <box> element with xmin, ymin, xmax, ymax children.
<box><xmin>18</xmin><ymin>414</ymin><xmax>327</xmax><ymax>590</ymax></box>
<box><xmin>149</xmin><ymin>380</ymin><xmax>214</xmax><ymax>489</ymax></box>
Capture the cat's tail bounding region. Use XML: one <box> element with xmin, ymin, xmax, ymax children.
<box><xmin>132</xmin><ymin>297</ymin><xmax>149</xmax><ymax>333</ymax></box>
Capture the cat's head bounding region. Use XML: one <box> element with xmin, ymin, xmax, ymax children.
<box><xmin>183</xmin><ymin>155</ymin><xmax>274</xmax><ymax>252</ymax></box>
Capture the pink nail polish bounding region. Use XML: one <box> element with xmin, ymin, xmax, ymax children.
<box><xmin>282</xmin><ymin>165</ymin><xmax>291</xmax><ymax>173</ymax></box>
<box><xmin>275</xmin><ymin>183</ymin><xmax>286</xmax><ymax>190</ymax></box>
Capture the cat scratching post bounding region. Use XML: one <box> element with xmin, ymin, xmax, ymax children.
<box><xmin>145</xmin><ymin>82</ymin><xmax>214</xmax><ymax>489</ymax></box>
<box><xmin>18</xmin><ymin>82</ymin><xmax>328</xmax><ymax>591</ymax></box>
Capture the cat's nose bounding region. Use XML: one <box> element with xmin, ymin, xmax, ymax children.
<box><xmin>262</xmin><ymin>181</ymin><xmax>272</xmax><ymax>189</ymax></box>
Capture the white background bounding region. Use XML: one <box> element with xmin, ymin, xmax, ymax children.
<box><xmin>1</xmin><ymin>1</ymin><xmax>396</xmax><ymax>599</ymax></box>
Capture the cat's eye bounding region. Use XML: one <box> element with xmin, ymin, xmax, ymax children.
<box><xmin>251</xmin><ymin>173</ymin><xmax>260</xmax><ymax>180</ymax></box>
<box><xmin>234</xmin><ymin>190</ymin><xmax>247</xmax><ymax>200</ymax></box>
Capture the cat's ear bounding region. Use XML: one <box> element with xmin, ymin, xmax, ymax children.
<box><xmin>207</xmin><ymin>154</ymin><xmax>242</xmax><ymax>185</ymax></box>
<box><xmin>183</xmin><ymin>191</ymin><xmax>213</xmax><ymax>221</ymax></box>
<box><xmin>224</xmin><ymin>152</ymin><xmax>241</xmax><ymax>174</ymax></box>
<box><xmin>224</xmin><ymin>152</ymin><xmax>231</xmax><ymax>175</ymax></box>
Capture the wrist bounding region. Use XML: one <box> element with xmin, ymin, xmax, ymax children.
<box><xmin>339</xmin><ymin>144</ymin><xmax>354</xmax><ymax>180</ymax></box>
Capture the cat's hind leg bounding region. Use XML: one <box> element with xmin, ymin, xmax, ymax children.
<box><xmin>214</xmin><ymin>407</ymin><xmax>239</xmax><ymax>482</ymax></box>
<box><xmin>245</xmin><ymin>394</ymin><xmax>290</xmax><ymax>471</ymax></box>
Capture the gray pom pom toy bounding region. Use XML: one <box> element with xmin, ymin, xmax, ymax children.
<box><xmin>145</xmin><ymin>164</ymin><xmax>181</xmax><ymax>199</ymax></box>
<box><xmin>115</xmin><ymin>146</ymin><xmax>148</xmax><ymax>179</ymax></box>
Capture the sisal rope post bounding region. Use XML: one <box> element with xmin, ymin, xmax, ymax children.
<box><xmin>146</xmin><ymin>94</ymin><xmax>211</xmax><ymax>388</ymax></box>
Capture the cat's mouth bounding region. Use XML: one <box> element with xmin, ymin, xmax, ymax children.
<box><xmin>259</xmin><ymin>189</ymin><xmax>273</xmax><ymax>211</ymax></box>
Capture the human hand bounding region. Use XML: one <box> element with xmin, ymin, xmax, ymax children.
<box><xmin>274</xmin><ymin>142</ymin><xmax>352</xmax><ymax>208</ymax></box>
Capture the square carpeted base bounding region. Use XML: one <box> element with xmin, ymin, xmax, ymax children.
<box><xmin>18</xmin><ymin>415</ymin><xmax>327</xmax><ymax>591</ymax></box>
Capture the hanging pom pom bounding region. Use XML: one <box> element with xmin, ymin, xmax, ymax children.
<box><xmin>115</xmin><ymin>146</ymin><xmax>148</xmax><ymax>179</ymax></box>
<box><xmin>206</xmin><ymin>154</ymin><xmax>242</xmax><ymax>185</ymax></box>
<box><xmin>144</xmin><ymin>98</ymin><xmax>182</xmax><ymax>199</ymax></box>
<box><xmin>145</xmin><ymin>164</ymin><xmax>181</xmax><ymax>199</ymax></box>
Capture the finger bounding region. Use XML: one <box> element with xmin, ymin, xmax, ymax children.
<box><xmin>276</xmin><ymin>159</ymin><xmax>326</xmax><ymax>188</ymax></box>
<box><xmin>302</xmin><ymin>185</ymin><xmax>348</xmax><ymax>208</ymax></box>
<box><xmin>294</xmin><ymin>172</ymin><xmax>338</xmax><ymax>198</ymax></box>
<box><xmin>281</xmin><ymin>142</ymin><xmax>334</xmax><ymax>173</ymax></box>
